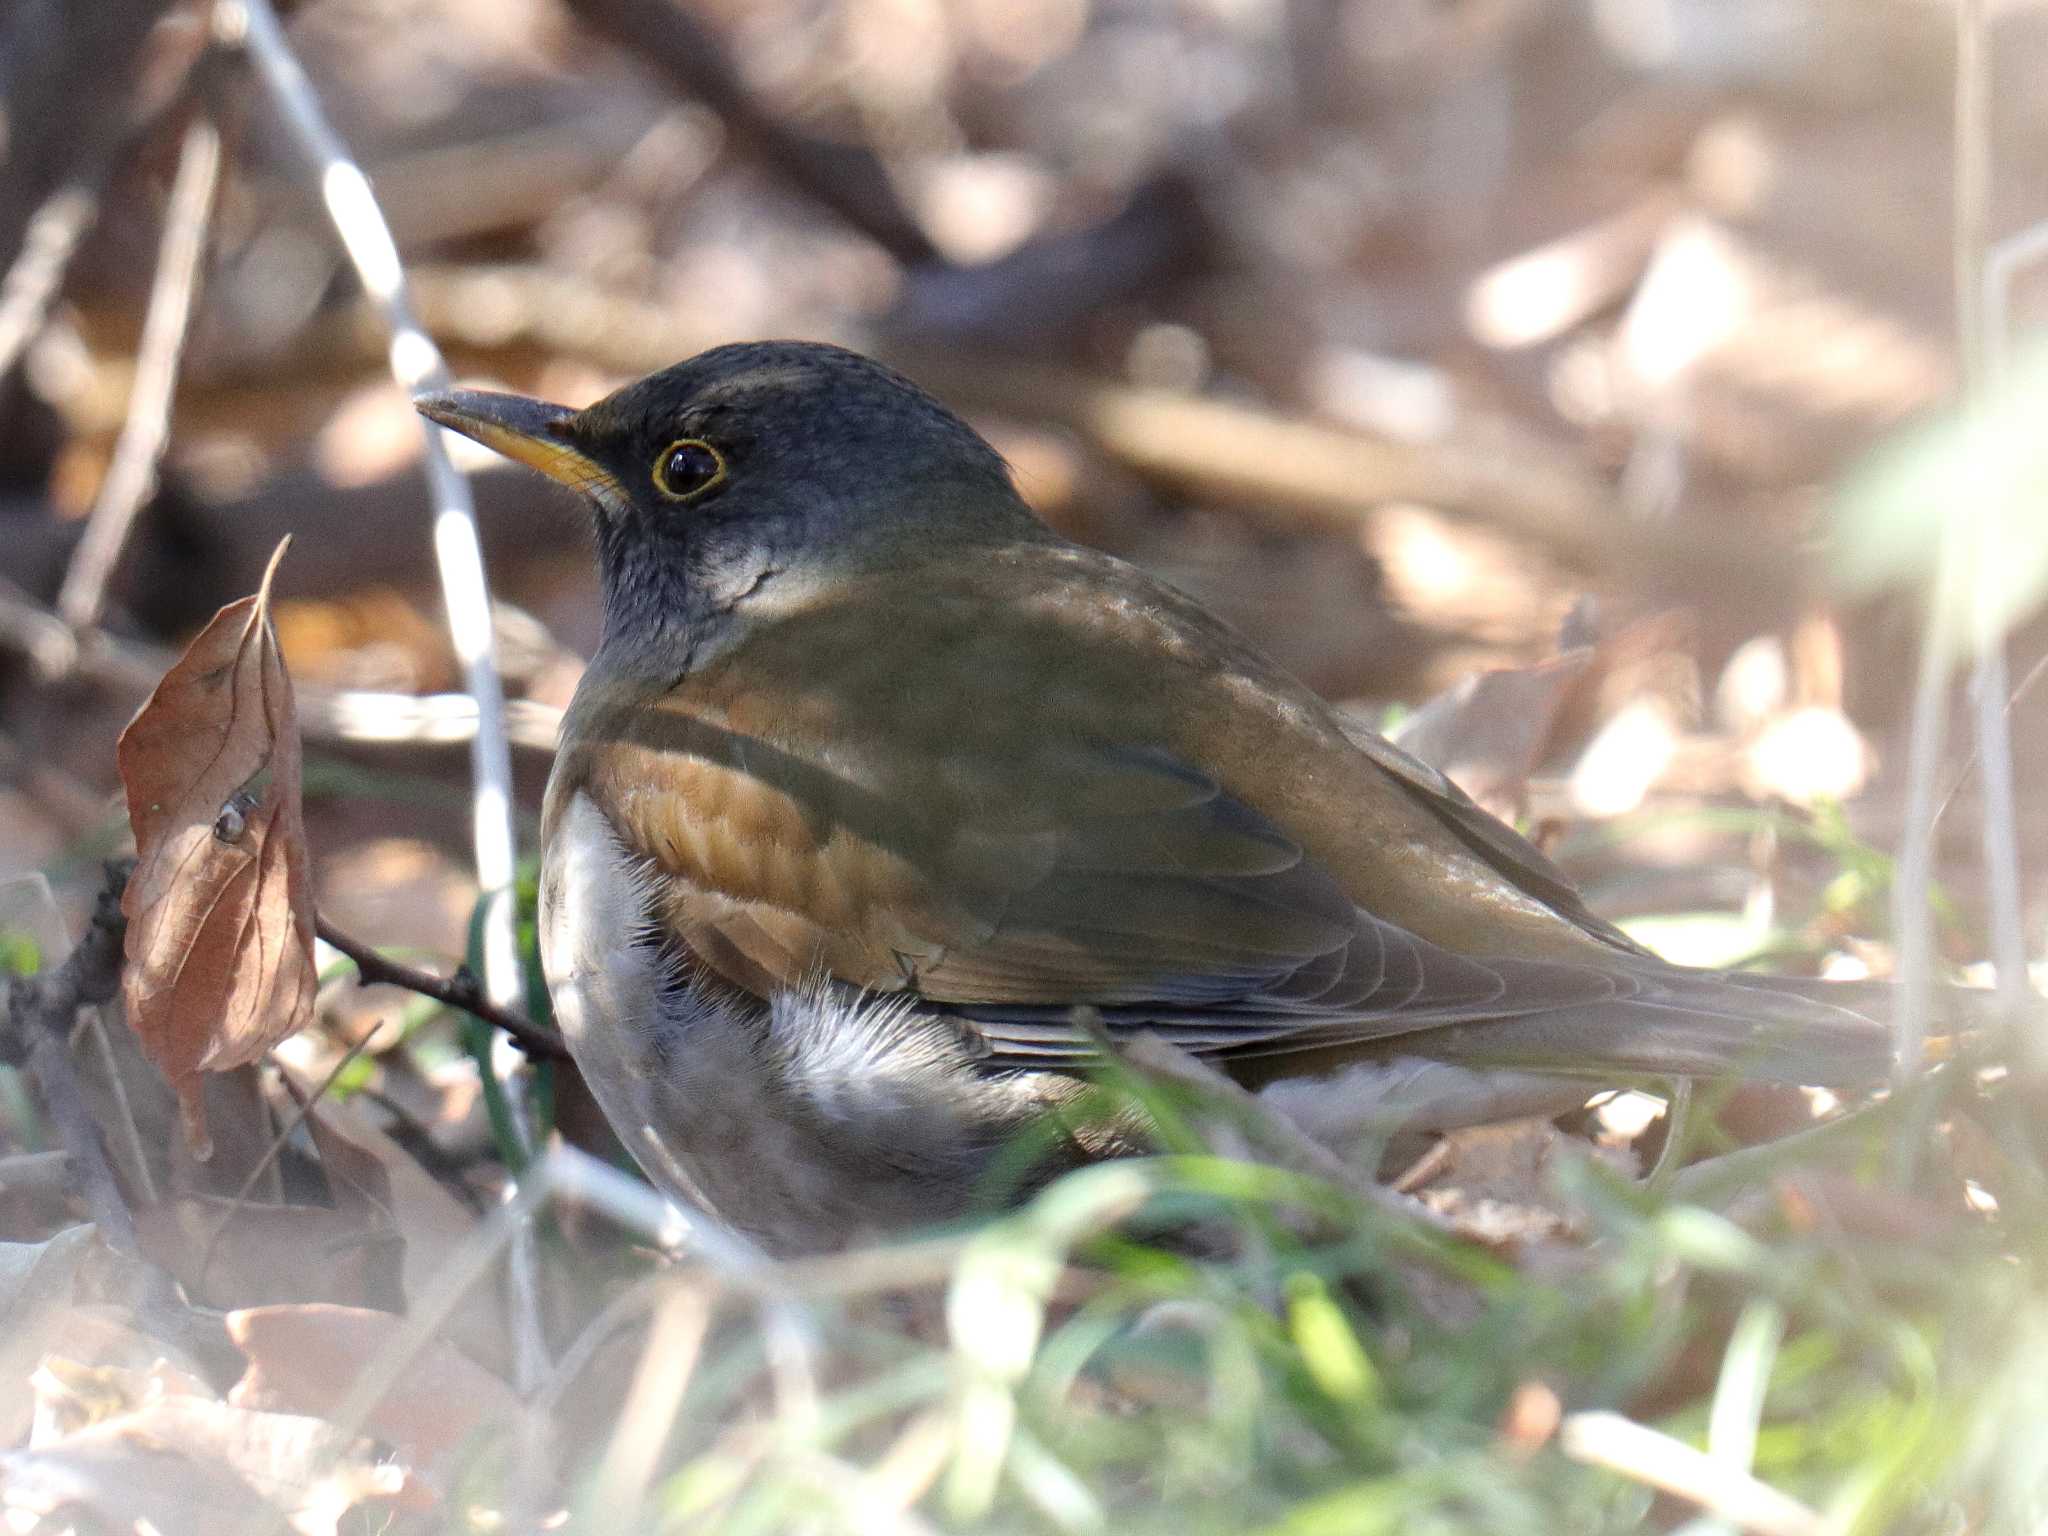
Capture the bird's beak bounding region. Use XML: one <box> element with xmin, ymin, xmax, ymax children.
<box><xmin>413</xmin><ymin>388</ymin><xmax>627</xmax><ymax>510</ymax></box>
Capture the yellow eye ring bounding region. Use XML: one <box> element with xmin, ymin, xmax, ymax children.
<box><xmin>652</xmin><ymin>438</ymin><xmax>727</xmax><ymax>500</ymax></box>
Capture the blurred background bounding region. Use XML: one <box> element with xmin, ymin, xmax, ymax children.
<box><xmin>6</xmin><ymin>0</ymin><xmax>2048</xmax><ymax>1000</ymax></box>
<box><xmin>10</xmin><ymin>7</ymin><xmax>2048</xmax><ymax>1527</ymax></box>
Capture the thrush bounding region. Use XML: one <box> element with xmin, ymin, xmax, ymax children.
<box><xmin>417</xmin><ymin>342</ymin><xmax>1902</xmax><ymax>1253</ymax></box>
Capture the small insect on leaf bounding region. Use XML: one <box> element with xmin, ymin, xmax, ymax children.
<box><xmin>116</xmin><ymin>538</ymin><xmax>315</xmax><ymax>1158</ymax></box>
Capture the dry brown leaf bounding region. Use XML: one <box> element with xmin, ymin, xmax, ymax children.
<box><xmin>134</xmin><ymin>1196</ymin><xmax>403</xmax><ymax>1313</ymax></box>
<box><xmin>117</xmin><ymin>539</ymin><xmax>315</xmax><ymax>1157</ymax></box>
<box><xmin>296</xmin><ymin>1087</ymin><xmax>509</xmax><ymax>1377</ymax></box>
<box><xmin>229</xmin><ymin>1302</ymin><xmax>522</xmax><ymax>1468</ymax></box>
<box><xmin>1391</xmin><ymin>648</ymin><xmax>1596</xmax><ymax>821</ymax></box>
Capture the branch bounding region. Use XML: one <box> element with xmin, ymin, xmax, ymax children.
<box><xmin>0</xmin><ymin>862</ymin><xmax>231</xmax><ymax>1370</ymax></box>
<box><xmin>558</xmin><ymin>0</ymin><xmax>937</xmax><ymax>267</ymax></box>
<box><xmin>0</xmin><ymin>2</ymin><xmax>211</xmax><ymax>380</ymax></box>
<box><xmin>0</xmin><ymin>0</ymin><xmax>186</xmax><ymax>283</ymax></box>
<box><xmin>315</xmin><ymin>915</ymin><xmax>565</xmax><ymax>1060</ymax></box>
<box><xmin>2</xmin><ymin>866</ymin><xmax>130</xmax><ymax>1045</ymax></box>
<box><xmin>56</xmin><ymin>113</ymin><xmax>224</xmax><ymax>631</ymax></box>
<box><xmin>0</xmin><ymin>185</ymin><xmax>101</xmax><ymax>383</ymax></box>
<box><xmin>889</xmin><ymin>176</ymin><xmax>1209</xmax><ymax>346</ymax></box>
<box><xmin>2</xmin><ymin>861</ymin><xmax>142</xmax><ymax>1256</ymax></box>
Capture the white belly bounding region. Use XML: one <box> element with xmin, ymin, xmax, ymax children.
<box><xmin>538</xmin><ymin>788</ymin><xmax>1074</xmax><ymax>1250</ymax></box>
<box><xmin>538</xmin><ymin>789</ymin><xmax>725</xmax><ymax>1212</ymax></box>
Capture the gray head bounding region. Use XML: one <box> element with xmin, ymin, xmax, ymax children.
<box><xmin>415</xmin><ymin>342</ymin><xmax>1044</xmax><ymax>653</ymax></box>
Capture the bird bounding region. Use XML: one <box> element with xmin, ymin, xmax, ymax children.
<box><xmin>416</xmin><ymin>341</ymin><xmax>1904</xmax><ymax>1253</ymax></box>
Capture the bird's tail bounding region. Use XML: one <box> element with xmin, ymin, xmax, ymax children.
<box><xmin>1710</xmin><ymin>970</ymin><xmax>2011</xmax><ymax>1068</ymax></box>
<box><xmin>1407</xmin><ymin>970</ymin><xmax>2012</xmax><ymax>1089</ymax></box>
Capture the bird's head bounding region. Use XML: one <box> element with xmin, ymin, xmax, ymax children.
<box><xmin>415</xmin><ymin>341</ymin><xmax>1041</xmax><ymax>656</ymax></box>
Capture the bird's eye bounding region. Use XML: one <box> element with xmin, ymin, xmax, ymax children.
<box><xmin>652</xmin><ymin>438</ymin><xmax>726</xmax><ymax>501</ymax></box>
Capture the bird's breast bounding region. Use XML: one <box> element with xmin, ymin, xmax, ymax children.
<box><xmin>553</xmin><ymin>683</ymin><xmax>952</xmax><ymax>999</ymax></box>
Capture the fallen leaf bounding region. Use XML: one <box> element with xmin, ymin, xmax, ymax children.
<box><xmin>0</xmin><ymin>1227</ymin><xmax>102</xmax><ymax>1444</ymax></box>
<box><xmin>0</xmin><ymin>1420</ymin><xmax>283</xmax><ymax>1536</ymax></box>
<box><xmin>296</xmin><ymin>1086</ymin><xmax>508</xmax><ymax>1377</ymax></box>
<box><xmin>134</xmin><ymin>1196</ymin><xmax>403</xmax><ymax>1312</ymax></box>
<box><xmin>229</xmin><ymin>1302</ymin><xmax>521</xmax><ymax>1467</ymax></box>
<box><xmin>117</xmin><ymin>539</ymin><xmax>315</xmax><ymax>1157</ymax></box>
<box><xmin>0</xmin><ymin>1224</ymin><xmax>230</xmax><ymax>1445</ymax></box>
<box><xmin>0</xmin><ymin>1395</ymin><xmax>422</xmax><ymax>1536</ymax></box>
<box><xmin>0</xmin><ymin>1224</ymin><xmax>97</xmax><ymax>1320</ymax></box>
<box><xmin>1390</xmin><ymin>649</ymin><xmax>1595</xmax><ymax>821</ymax></box>
<box><xmin>32</xmin><ymin>1355</ymin><xmax>213</xmax><ymax>1444</ymax></box>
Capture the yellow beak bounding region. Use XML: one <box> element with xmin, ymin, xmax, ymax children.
<box><xmin>413</xmin><ymin>388</ymin><xmax>628</xmax><ymax>510</ymax></box>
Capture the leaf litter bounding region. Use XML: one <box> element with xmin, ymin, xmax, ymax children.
<box><xmin>1</xmin><ymin>581</ymin><xmax>2021</xmax><ymax>1531</ymax></box>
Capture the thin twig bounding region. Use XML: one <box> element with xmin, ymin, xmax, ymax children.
<box><xmin>1975</xmin><ymin>210</ymin><xmax>2048</xmax><ymax>1062</ymax></box>
<box><xmin>1930</xmin><ymin>647</ymin><xmax>2048</xmax><ymax>831</ymax></box>
<box><xmin>1955</xmin><ymin>0</ymin><xmax>2028</xmax><ymax>1020</ymax></box>
<box><xmin>226</xmin><ymin>0</ymin><xmax>543</xmax><ymax>1389</ymax></box>
<box><xmin>312</xmin><ymin>1147</ymin><xmax>819</xmax><ymax>1492</ymax></box>
<box><xmin>1890</xmin><ymin>0</ymin><xmax>1996</xmax><ymax>1098</ymax></box>
<box><xmin>56</xmin><ymin>115</ymin><xmax>223</xmax><ymax>631</ymax></box>
<box><xmin>0</xmin><ymin>575</ymin><xmax>166</xmax><ymax>688</ymax></box>
<box><xmin>1387</xmin><ymin>1136</ymin><xmax>1453</xmax><ymax>1196</ymax></box>
<box><xmin>1668</xmin><ymin>1098</ymin><xmax>1896</xmax><ymax>1207</ymax></box>
<box><xmin>588</xmin><ymin>1284</ymin><xmax>714</xmax><ymax>1525</ymax></box>
<box><xmin>0</xmin><ymin>862</ymin><xmax>220</xmax><ymax>1371</ymax></box>
<box><xmin>0</xmin><ymin>186</ymin><xmax>101</xmax><ymax>382</ymax></box>
<box><xmin>79</xmin><ymin>1012</ymin><xmax>158</xmax><ymax>1207</ymax></box>
<box><xmin>559</xmin><ymin>0</ymin><xmax>937</xmax><ymax>267</ymax></box>
<box><xmin>2</xmin><ymin>862</ymin><xmax>140</xmax><ymax>1256</ymax></box>
<box><xmin>0</xmin><ymin>1151</ymin><xmax>72</xmax><ymax>1197</ymax></box>
<box><xmin>195</xmin><ymin>1021</ymin><xmax>385</xmax><ymax>1299</ymax></box>
<box><xmin>0</xmin><ymin>9</ymin><xmax>211</xmax><ymax>380</ymax></box>
<box><xmin>530</xmin><ymin>1270</ymin><xmax>675</xmax><ymax>1426</ymax></box>
<box><xmin>295</xmin><ymin>685</ymin><xmax>563</xmax><ymax>752</ymax></box>
<box><xmin>315</xmin><ymin>915</ymin><xmax>566</xmax><ymax>1060</ymax></box>
<box><xmin>0</xmin><ymin>579</ymin><xmax>567</xmax><ymax>752</ymax></box>
<box><xmin>897</xmin><ymin>350</ymin><xmax>1794</xmax><ymax>596</ymax></box>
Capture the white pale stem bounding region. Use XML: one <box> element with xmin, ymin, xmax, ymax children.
<box><xmin>230</xmin><ymin>0</ymin><xmax>541</xmax><ymax>1391</ymax></box>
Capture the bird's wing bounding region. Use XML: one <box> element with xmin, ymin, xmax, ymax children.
<box><xmin>1339</xmin><ymin>722</ymin><xmax>1649</xmax><ymax>955</ymax></box>
<box><xmin>554</xmin><ymin>546</ymin><xmax>1887</xmax><ymax>1085</ymax></box>
<box><xmin>562</xmin><ymin>681</ymin><xmax>1631</xmax><ymax>1063</ymax></box>
<box><xmin>915</xmin><ymin>740</ymin><xmax>1449</xmax><ymax>1018</ymax></box>
<box><xmin>909</xmin><ymin>729</ymin><xmax>1885</xmax><ymax>1085</ymax></box>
